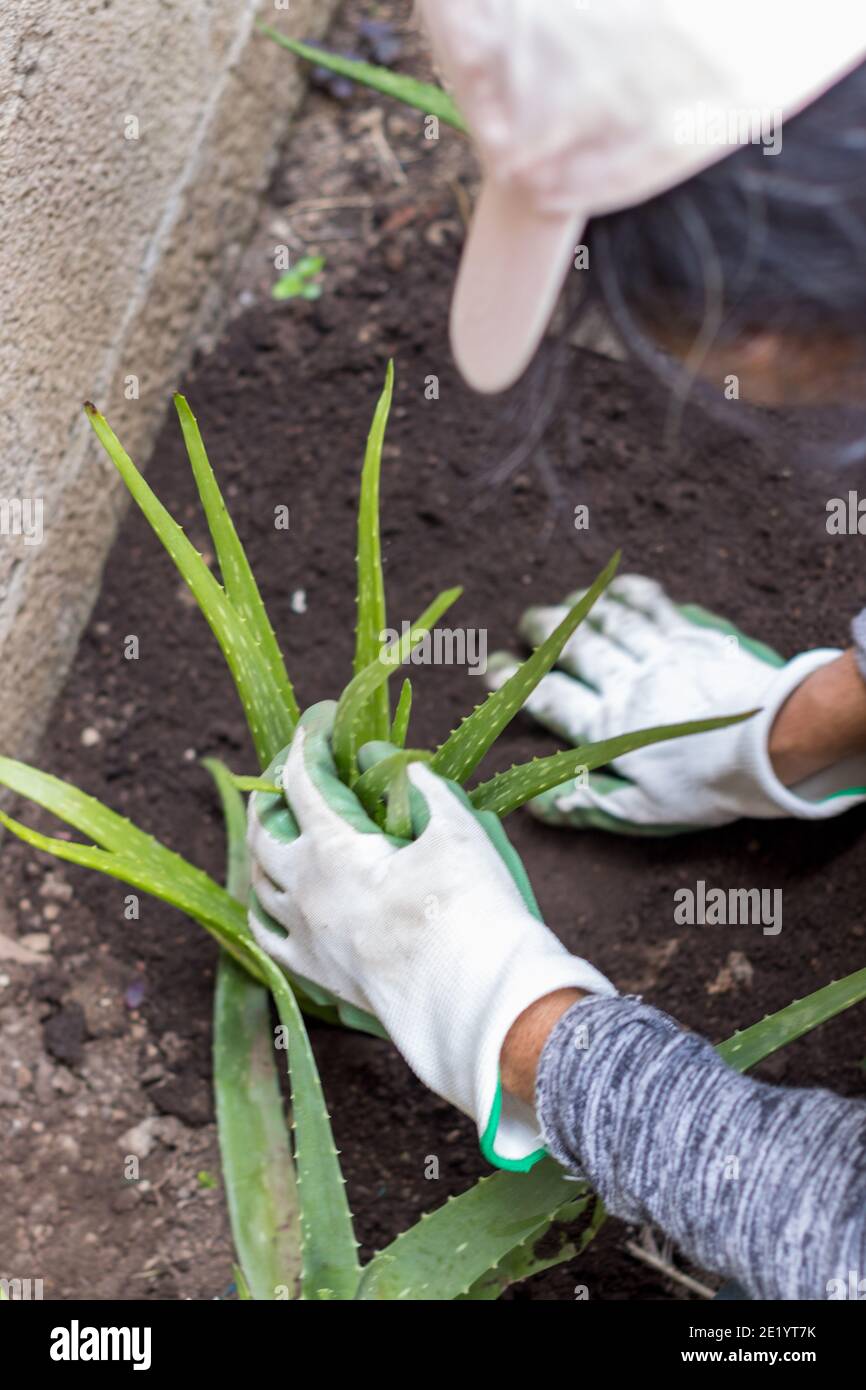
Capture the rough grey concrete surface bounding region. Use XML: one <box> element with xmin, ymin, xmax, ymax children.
<box><xmin>0</xmin><ymin>0</ymin><xmax>337</xmax><ymax>767</ymax></box>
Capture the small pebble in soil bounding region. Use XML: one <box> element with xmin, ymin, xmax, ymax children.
<box><xmin>39</xmin><ymin>872</ymin><xmax>73</xmax><ymax>902</ymax></box>
<box><xmin>20</xmin><ymin>933</ymin><xmax>50</xmax><ymax>954</ymax></box>
<box><xmin>80</xmin><ymin>726</ymin><xmax>101</xmax><ymax>746</ymax></box>
<box><xmin>290</xmin><ymin>589</ymin><xmax>307</xmax><ymax>613</ymax></box>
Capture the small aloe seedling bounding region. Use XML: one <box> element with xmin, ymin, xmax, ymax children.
<box><xmin>272</xmin><ymin>255</ymin><xmax>325</xmax><ymax>303</ymax></box>
<box><xmin>2</xmin><ymin>366</ymin><xmax>863</xmax><ymax>1300</ymax></box>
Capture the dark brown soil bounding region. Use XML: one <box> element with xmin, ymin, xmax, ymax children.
<box><xmin>2</xmin><ymin>0</ymin><xmax>864</xmax><ymax>1301</ymax></box>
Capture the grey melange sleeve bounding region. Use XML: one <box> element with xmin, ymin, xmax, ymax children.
<box><xmin>536</xmin><ymin>994</ymin><xmax>866</xmax><ymax>1301</ymax></box>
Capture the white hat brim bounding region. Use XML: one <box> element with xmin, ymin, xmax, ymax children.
<box><xmin>450</xmin><ymin>180</ymin><xmax>587</xmax><ymax>395</ymax></box>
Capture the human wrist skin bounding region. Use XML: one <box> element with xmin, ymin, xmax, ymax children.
<box><xmin>499</xmin><ymin>988</ymin><xmax>585</xmax><ymax>1105</ymax></box>
<box><xmin>769</xmin><ymin>649</ymin><xmax>866</xmax><ymax>785</ymax></box>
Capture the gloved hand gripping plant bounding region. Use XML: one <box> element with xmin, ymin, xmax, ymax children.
<box><xmin>3</xmin><ymin>365</ymin><xmax>865</xmax><ymax>1300</ymax></box>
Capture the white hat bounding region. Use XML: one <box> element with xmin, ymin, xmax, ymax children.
<box><xmin>419</xmin><ymin>0</ymin><xmax>866</xmax><ymax>393</ymax></box>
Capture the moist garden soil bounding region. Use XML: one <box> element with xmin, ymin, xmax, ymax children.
<box><xmin>1</xmin><ymin>0</ymin><xmax>864</xmax><ymax>1301</ymax></box>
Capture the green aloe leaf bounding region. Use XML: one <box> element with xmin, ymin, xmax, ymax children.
<box><xmin>353</xmin><ymin>362</ymin><xmax>393</xmax><ymax>747</ymax></box>
<box><xmin>458</xmin><ymin>1193</ymin><xmax>596</xmax><ymax>1300</ymax></box>
<box><xmin>384</xmin><ymin>764</ymin><xmax>413</xmax><ymax>840</ymax></box>
<box><xmin>0</xmin><ymin>757</ymin><xmax>376</xmax><ymax>1034</ymax></box>
<box><xmin>214</xmin><ymin>956</ymin><xmax>304</xmax><ymax>1301</ymax></box>
<box><xmin>432</xmin><ymin>553</ymin><xmax>620</xmax><ymax>784</ymax></box>
<box><xmin>333</xmin><ymin>586</ymin><xmax>462</xmax><ymax>785</ymax></box>
<box><xmin>230</xmin><ymin>775</ymin><xmax>282</xmax><ymax>795</ymax></box>
<box><xmin>0</xmin><ymin>809</ymin><xmax>259</xmax><ymax>980</ymax></box>
<box><xmin>175</xmin><ymin>394</ymin><xmax>300</xmax><ymax>739</ymax></box>
<box><xmin>718</xmin><ymin>966</ymin><xmax>866</xmax><ymax>1073</ymax></box>
<box><xmin>459</xmin><ymin>1223</ymin><xmax>578</xmax><ymax>1301</ymax></box>
<box><xmin>354</xmin><ymin>748</ymin><xmax>431</xmax><ymax>826</ymax></box>
<box><xmin>85</xmin><ymin>404</ymin><xmax>295</xmax><ymax>769</ymax></box>
<box><xmin>355</xmin><ymin>1161</ymin><xmax>587</xmax><ymax>1301</ymax></box>
<box><xmin>1</xmin><ymin>754</ymin><xmax>389</xmax><ymax>1040</ymax></box>
<box><xmin>249</xmin><ymin>944</ymin><xmax>362</xmax><ymax>1300</ymax></box>
<box><xmin>470</xmin><ymin>712</ymin><xmax>757</xmax><ymax>816</ymax></box>
<box><xmin>207</xmin><ymin>759</ymin><xmax>302</xmax><ymax>1302</ymax></box>
<box><xmin>209</xmin><ymin>758</ymin><xmax>252</xmax><ymax>905</ymax></box>
<box><xmin>390</xmin><ymin>678</ymin><xmax>413</xmax><ymax>748</ymax></box>
<box><xmin>0</xmin><ymin>755</ymin><xmax>170</xmax><ymax>865</ymax></box>
<box><xmin>259</xmin><ymin>27</ymin><xmax>467</xmax><ymax>132</ymax></box>
<box><xmin>0</xmin><ymin>757</ymin><xmax>257</xmax><ymax>976</ymax></box>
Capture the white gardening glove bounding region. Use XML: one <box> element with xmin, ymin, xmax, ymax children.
<box><xmin>485</xmin><ymin>575</ymin><xmax>866</xmax><ymax>833</ymax></box>
<box><xmin>247</xmin><ymin>701</ymin><xmax>615</xmax><ymax>1170</ymax></box>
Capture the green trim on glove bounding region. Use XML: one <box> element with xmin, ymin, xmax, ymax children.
<box><xmin>478</xmin><ymin>1085</ymin><xmax>546</xmax><ymax>1172</ymax></box>
<box><xmin>529</xmin><ymin>771</ymin><xmax>694</xmax><ymax>836</ymax></box>
<box><xmin>677</xmin><ymin>603</ymin><xmax>785</xmax><ymax>669</ymax></box>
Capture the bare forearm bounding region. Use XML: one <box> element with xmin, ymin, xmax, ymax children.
<box><xmin>769</xmin><ymin>648</ymin><xmax>866</xmax><ymax>784</ymax></box>
<box><xmin>500</xmin><ymin>988</ymin><xmax>583</xmax><ymax>1105</ymax></box>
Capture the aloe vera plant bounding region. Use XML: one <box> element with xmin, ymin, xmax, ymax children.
<box><xmin>259</xmin><ymin>26</ymin><xmax>466</xmax><ymax>132</ymax></box>
<box><xmin>2</xmin><ymin>367</ymin><xmax>864</xmax><ymax>1300</ymax></box>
